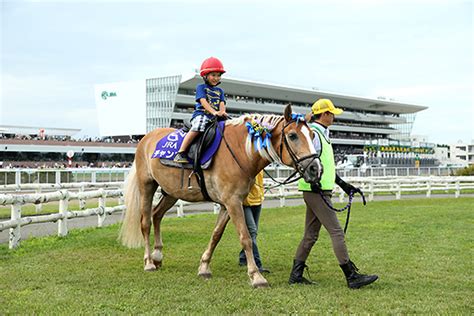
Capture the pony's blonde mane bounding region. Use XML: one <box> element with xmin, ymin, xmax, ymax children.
<box><xmin>226</xmin><ymin>114</ymin><xmax>283</xmax><ymax>163</ymax></box>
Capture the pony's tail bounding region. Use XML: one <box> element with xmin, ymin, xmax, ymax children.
<box><xmin>119</xmin><ymin>162</ymin><xmax>144</xmax><ymax>248</ymax></box>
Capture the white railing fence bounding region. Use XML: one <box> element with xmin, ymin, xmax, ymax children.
<box><xmin>0</xmin><ymin>186</ymin><xmax>125</xmax><ymax>249</ymax></box>
<box><xmin>263</xmin><ymin>176</ymin><xmax>474</xmax><ymax>203</ymax></box>
<box><xmin>0</xmin><ymin>166</ymin><xmax>464</xmax><ymax>186</ymax></box>
<box><xmin>1</xmin><ymin>176</ymin><xmax>473</xmax><ymax>249</ymax></box>
<box><xmin>0</xmin><ymin>182</ymin><xmax>221</xmax><ymax>250</ymax></box>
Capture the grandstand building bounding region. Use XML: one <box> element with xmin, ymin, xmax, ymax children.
<box><xmin>95</xmin><ymin>74</ymin><xmax>435</xmax><ymax>166</ymax></box>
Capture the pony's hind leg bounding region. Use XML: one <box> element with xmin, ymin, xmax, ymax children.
<box><xmin>198</xmin><ymin>208</ymin><xmax>230</xmax><ymax>279</ymax></box>
<box><xmin>151</xmin><ymin>194</ymin><xmax>178</xmax><ymax>268</ymax></box>
<box><xmin>139</xmin><ymin>179</ymin><xmax>159</xmax><ymax>272</ymax></box>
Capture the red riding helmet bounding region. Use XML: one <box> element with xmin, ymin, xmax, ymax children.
<box><xmin>200</xmin><ymin>57</ymin><xmax>226</xmax><ymax>77</ymax></box>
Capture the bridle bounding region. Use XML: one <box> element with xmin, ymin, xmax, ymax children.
<box><xmin>268</xmin><ymin>119</ymin><xmax>321</xmax><ymax>186</ymax></box>
<box><xmin>218</xmin><ymin>117</ymin><xmax>321</xmax><ymax>187</ymax></box>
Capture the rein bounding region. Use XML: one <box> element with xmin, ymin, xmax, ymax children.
<box><xmin>318</xmin><ymin>189</ymin><xmax>367</xmax><ymax>234</ymax></box>
<box><xmin>216</xmin><ymin>121</ymin><xmax>251</xmax><ymax>176</ymax></box>
<box><xmin>263</xmin><ymin>168</ymin><xmax>301</xmax><ymax>188</ymax></box>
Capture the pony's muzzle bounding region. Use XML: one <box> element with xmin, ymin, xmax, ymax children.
<box><xmin>301</xmin><ymin>157</ymin><xmax>322</xmax><ymax>184</ymax></box>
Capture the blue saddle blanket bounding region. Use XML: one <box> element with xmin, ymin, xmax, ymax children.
<box><xmin>151</xmin><ymin>121</ymin><xmax>225</xmax><ymax>164</ymax></box>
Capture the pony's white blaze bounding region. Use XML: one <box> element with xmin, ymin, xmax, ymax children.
<box><xmin>301</xmin><ymin>125</ymin><xmax>322</xmax><ymax>179</ymax></box>
<box><xmin>301</xmin><ymin>125</ymin><xmax>317</xmax><ymax>154</ymax></box>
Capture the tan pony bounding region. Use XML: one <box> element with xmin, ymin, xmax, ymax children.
<box><xmin>120</xmin><ymin>105</ymin><xmax>321</xmax><ymax>288</ymax></box>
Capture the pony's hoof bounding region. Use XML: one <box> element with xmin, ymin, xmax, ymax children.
<box><xmin>153</xmin><ymin>260</ymin><xmax>162</xmax><ymax>268</ymax></box>
<box><xmin>252</xmin><ymin>280</ymin><xmax>270</xmax><ymax>289</ymax></box>
<box><xmin>144</xmin><ymin>263</ymin><xmax>156</xmax><ymax>271</ymax></box>
<box><xmin>198</xmin><ymin>272</ymin><xmax>212</xmax><ymax>280</ymax></box>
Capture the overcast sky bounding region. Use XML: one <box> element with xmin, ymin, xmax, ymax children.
<box><xmin>1</xmin><ymin>0</ymin><xmax>472</xmax><ymax>144</ymax></box>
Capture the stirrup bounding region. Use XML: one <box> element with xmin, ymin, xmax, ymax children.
<box><xmin>174</xmin><ymin>152</ymin><xmax>189</xmax><ymax>163</ymax></box>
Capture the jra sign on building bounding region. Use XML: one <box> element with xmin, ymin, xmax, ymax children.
<box><xmin>95</xmin><ymin>80</ymin><xmax>146</xmax><ymax>136</ymax></box>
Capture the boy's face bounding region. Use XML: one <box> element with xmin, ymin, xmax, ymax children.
<box><xmin>206</xmin><ymin>72</ymin><xmax>222</xmax><ymax>86</ymax></box>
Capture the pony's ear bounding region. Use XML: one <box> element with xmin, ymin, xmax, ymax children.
<box><xmin>284</xmin><ymin>104</ymin><xmax>292</xmax><ymax>121</ymax></box>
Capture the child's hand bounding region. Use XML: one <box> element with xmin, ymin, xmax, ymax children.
<box><xmin>216</xmin><ymin>110</ymin><xmax>228</xmax><ymax>118</ymax></box>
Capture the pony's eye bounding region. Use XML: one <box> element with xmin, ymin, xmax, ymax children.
<box><xmin>288</xmin><ymin>133</ymin><xmax>298</xmax><ymax>141</ymax></box>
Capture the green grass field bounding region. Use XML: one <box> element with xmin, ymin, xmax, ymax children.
<box><xmin>1</xmin><ymin>198</ymin><xmax>473</xmax><ymax>314</ymax></box>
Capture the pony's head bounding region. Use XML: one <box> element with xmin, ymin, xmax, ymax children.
<box><xmin>279</xmin><ymin>104</ymin><xmax>322</xmax><ymax>184</ymax></box>
<box><xmin>229</xmin><ymin>105</ymin><xmax>322</xmax><ymax>184</ymax></box>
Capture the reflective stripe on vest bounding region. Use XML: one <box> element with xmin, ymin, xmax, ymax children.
<box><xmin>298</xmin><ymin>126</ymin><xmax>336</xmax><ymax>191</ymax></box>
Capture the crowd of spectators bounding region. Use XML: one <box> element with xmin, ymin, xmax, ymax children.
<box><xmin>0</xmin><ymin>134</ymin><xmax>141</xmax><ymax>144</ymax></box>
<box><xmin>0</xmin><ymin>161</ymin><xmax>133</xmax><ymax>169</ymax></box>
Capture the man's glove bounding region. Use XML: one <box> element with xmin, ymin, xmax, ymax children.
<box><xmin>310</xmin><ymin>182</ymin><xmax>321</xmax><ymax>193</ymax></box>
<box><xmin>335</xmin><ymin>173</ymin><xmax>363</xmax><ymax>194</ymax></box>
<box><xmin>335</xmin><ymin>175</ymin><xmax>355</xmax><ymax>194</ymax></box>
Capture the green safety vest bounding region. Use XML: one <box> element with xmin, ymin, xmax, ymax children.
<box><xmin>298</xmin><ymin>124</ymin><xmax>336</xmax><ymax>191</ymax></box>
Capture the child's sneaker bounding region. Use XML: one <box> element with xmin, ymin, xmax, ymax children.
<box><xmin>173</xmin><ymin>152</ymin><xmax>189</xmax><ymax>163</ymax></box>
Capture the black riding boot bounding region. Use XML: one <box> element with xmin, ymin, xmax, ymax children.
<box><xmin>288</xmin><ymin>259</ymin><xmax>315</xmax><ymax>285</ymax></box>
<box><xmin>340</xmin><ymin>260</ymin><xmax>378</xmax><ymax>289</ymax></box>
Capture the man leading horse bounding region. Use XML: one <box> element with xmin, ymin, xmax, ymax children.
<box><xmin>289</xmin><ymin>98</ymin><xmax>378</xmax><ymax>289</ymax></box>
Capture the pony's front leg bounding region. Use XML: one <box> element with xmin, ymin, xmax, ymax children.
<box><xmin>198</xmin><ymin>208</ymin><xmax>230</xmax><ymax>279</ymax></box>
<box><xmin>227</xmin><ymin>202</ymin><xmax>269</xmax><ymax>288</ymax></box>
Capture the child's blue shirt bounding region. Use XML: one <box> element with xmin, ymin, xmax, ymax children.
<box><xmin>192</xmin><ymin>83</ymin><xmax>226</xmax><ymax>119</ymax></box>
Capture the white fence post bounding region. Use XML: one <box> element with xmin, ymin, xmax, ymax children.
<box><xmin>455</xmin><ymin>179</ymin><xmax>460</xmax><ymax>198</ymax></box>
<box><xmin>15</xmin><ymin>171</ymin><xmax>21</xmax><ymax>186</ymax></box>
<box><xmin>213</xmin><ymin>203</ymin><xmax>221</xmax><ymax>214</ymax></box>
<box><xmin>79</xmin><ymin>186</ymin><xmax>86</xmax><ymax>210</ymax></box>
<box><xmin>279</xmin><ymin>185</ymin><xmax>285</xmax><ymax>207</ymax></box>
<box><xmin>368</xmin><ymin>181</ymin><xmax>374</xmax><ymax>201</ymax></box>
<box><xmin>9</xmin><ymin>203</ymin><xmax>21</xmax><ymax>249</ymax></box>
<box><xmin>426</xmin><ymin>179</ymin><xmax>432</xmax><ymax>198</ymax></box>
<box><xmin>177</xmin><ymin>200</ymin><xmax>184</xmax><ymax>217</ymax></box>
<box><xmin>35</xmin><ymin>187</ymin><xmax>42</xmax><ymax>213</ymax></box>
<box><xmin>118</xmin><ymin>184</ymin><xmax>124</xmax><ymax>206</ymax></box>
<box><xmin>58</xmin><ymin>191</ymin><xmax>69</xmax><ymax>237</ymax></box>
<box><xmin>98</xmin><ymin>188</ymin><xmax>106</xmax><ymax>227</ymax></box>
<box><xmin>396</xmin><ymin>181</ymin><xmax>401</xmax><ymax>200</ymax></box>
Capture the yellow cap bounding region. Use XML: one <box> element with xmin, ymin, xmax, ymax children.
<box><xmin>311</xmin><ymin>99</ymin><xmax>343</xmax><ymax>115</ymax></box>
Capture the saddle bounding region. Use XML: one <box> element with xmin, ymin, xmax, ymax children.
<box><xmin>152</xmin><ymin>118</ymin><xmax>226</xmax><ymax>201</ymax></box>
<box><xmin>186</xmin><ymin>119</ymin><xmax>219</xmax><ymax>169</ymax></box>
<box><xmin>156</xmin><ymin>119</ymin><xmax>224</xmax><ymax>170</ymax></box>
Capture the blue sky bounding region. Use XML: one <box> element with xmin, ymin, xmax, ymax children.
<box><xmin>1</xmin><ymin>0</ymin><xmax>472</xmax><ymax>144</ymax></box>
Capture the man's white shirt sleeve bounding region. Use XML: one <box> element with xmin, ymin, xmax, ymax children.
<box><xmin>310</xmin><ymin>122</ymin><xmax>330</xmax><ymax>157</ymax></box>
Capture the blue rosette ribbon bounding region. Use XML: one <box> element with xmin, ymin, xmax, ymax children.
<box><xmin>291</xmin><ymin>113</ymin><xmax>306</xmax><ymax>123</ymax></box>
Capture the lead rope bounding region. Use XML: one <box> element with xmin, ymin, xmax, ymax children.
<box><xmin>318</xmin><ymin>190</ymin><xmax>366</xmax><ymax>234</ymax></box>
